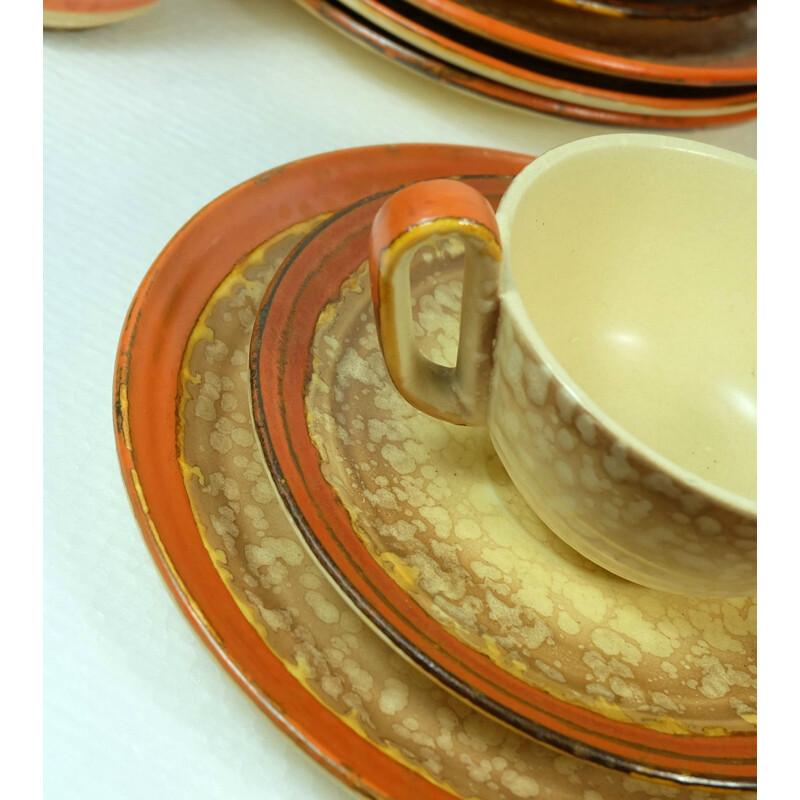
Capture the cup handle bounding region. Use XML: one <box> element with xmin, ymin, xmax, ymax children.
<box><xmin>369</xmin><ymin>179</ymin><xmax>502</xmax><ymax>426</ymax></box>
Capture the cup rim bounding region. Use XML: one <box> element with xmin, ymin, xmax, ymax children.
<box><xmin>495</xmin><ymin>133</ymin><xmax>756</xmax><ymax>519</ymax></box>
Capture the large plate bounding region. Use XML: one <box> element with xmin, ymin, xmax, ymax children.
<box><xmin>114</xmin><ymin>143</ymin><xmax>755</xmax><ymax>800</ymax></box>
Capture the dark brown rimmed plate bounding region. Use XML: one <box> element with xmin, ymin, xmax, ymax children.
<box><xmin>400</xmin><ymin>0</ymin><xmax>756</xmax><ymax>85</ymax></box>
<box><xmin>292</xmin><ymin>0</ymin><xmax>756</xmax><ymax>127</ymax></box>
<box><xmin>335</xmin><ymin>0</ymin><xmax>757</xmax><ymax>116</ymax></box>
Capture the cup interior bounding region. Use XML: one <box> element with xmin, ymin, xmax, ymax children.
<box><xmin>503</xmin><ymin>136</ymin><xmax>756</xmax><ymax>504</ymax></box>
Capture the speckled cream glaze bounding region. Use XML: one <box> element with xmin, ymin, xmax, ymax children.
<box><xmin>178</xmin><ymin>233</ymin><xmax>752</xmax><ymax>800</ymax></box>
<box><xmin>305</xmin><ymin>254</ymin><xmax>756</xmax><ymax>738</ymax></box>
<box><xmin>488</xmin><ymin>305</ymin><xmax>756</xmax><ymax>597</ymax></box>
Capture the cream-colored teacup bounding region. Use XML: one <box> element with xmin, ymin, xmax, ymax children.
<box><xmin>369</xmin><ymin>134</ymin><xmax>755</xmax><ymax>597</ymax></box>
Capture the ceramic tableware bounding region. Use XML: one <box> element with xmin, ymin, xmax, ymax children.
<box><xmin>44</xmin><ymin>0</ymin><xmax>159</xmax><ymax>29</ymax></box>
<box><xmin>250</xmin><ymin>147</ymin><xmax>756</xmax><ymax>789</ymax></box>
<box><xmin>398</xmin><ymin>0</ymin><xmax>755</xmax><ymax>64</ymax></box>
<box><xmin>291</xmin><ymin>0</ymin><xmax>756</xmax><ymax>128</ymax></box>
<box><xmin>369</xmin><ymin>134</ymin><xmax>756</xmax><ymax>596</ymax></box>
<box><xmin>400</xmin><ymin>0</ymin><xmax>756</xmax><ymax>85</ymax></box>
<box><xmin>115</xmin><ymin>144</ymin><xmax>751</xmax><ymax>799</ymax></box>
<box><xmin>336</xmin><ymin>0</ymin><xmax>757</xmax><ymax>118</ymax></box>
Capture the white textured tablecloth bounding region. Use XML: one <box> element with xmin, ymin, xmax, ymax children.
<box><xmin>43</xmin><ymin>1</ymin><xmax>755</xmax><ymax>797</ymax></box>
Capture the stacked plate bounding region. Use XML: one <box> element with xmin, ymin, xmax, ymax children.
<box><xmin>116</xmin><ymin>143</ymin><xmax>756</xmax><ymax>799</ymax></box>
<box><xmin>293</xmin><ymin>0</ymin><xmax>756</xmax><ymax>127</ymax></box>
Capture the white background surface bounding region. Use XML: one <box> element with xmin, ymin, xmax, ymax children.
<box><xmin>43</xmin><ymin>1</ymin><xmax>756</xmax><ymax>798</ymax></box>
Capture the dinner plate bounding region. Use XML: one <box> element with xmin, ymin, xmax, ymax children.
<box><xmin>114</xmin><ymin>143</ymin><xmax>750</xmax><ymax>799</ymax></box>
<box><xmin>292</xmin><ymin>0</ymin><xmax>756</xmax><ymax>127</ymax></box>
<box><xmin>250</xmin><ymin>154</ymin><xmax>757</xmax><ymax>790</ymax></box>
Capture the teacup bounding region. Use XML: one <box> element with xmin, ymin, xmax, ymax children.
<box><xmin>369</xmin><ymin>134</ymin><xmax>756</xmax><ymax>597</ymax></box>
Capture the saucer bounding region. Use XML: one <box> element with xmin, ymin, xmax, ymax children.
<box><xmin>115</xmin><ymin>144</ymin><xmax>749</xmax><ymax>799</ymax></box>
<box><xmin>250</xmin><ymin>164</ymin><xmax>756</xmax><ymax>788</ymax></box>
<box><xmin>292</xmin><ymin>0</ymin><xmax>757</xmax><ymax>128</ymax></box>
